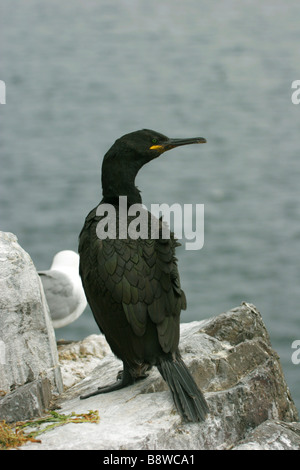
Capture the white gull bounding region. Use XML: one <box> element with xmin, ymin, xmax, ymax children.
<box><xmin>39</xmin><ymin>250</ymin><xmax>87</xmax><ymax>329</ymax></box>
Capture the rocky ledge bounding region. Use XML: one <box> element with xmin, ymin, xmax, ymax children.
<box><xmin>26</xmin><ymin>304</ymin><xmax>299</xmax><ymax>450</ymax></box>
<box><xmin>0</xmin><ymin>232</ymin><xmax>299</xmax><ymax>450</ymax></box>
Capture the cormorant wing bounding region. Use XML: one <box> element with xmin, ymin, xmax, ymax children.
<box><xmin>79</xmin><ymin>208</ymin><xmax>186</xmax><ymax>354</ymax></box>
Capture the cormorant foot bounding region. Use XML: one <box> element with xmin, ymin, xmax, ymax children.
<box><xmin>80</xmin><ymin>365</ymin><xmax>135</xmax><ymax>399</ymax></box>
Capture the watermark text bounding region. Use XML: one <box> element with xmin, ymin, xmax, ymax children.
<box><xmin>96</xmin><ymin>196</ymin><xmax>204</xmax><ymax>250</ymax></box>
<box><xmin>0</xmin><ymin>340</ymin><xmax>6</xmax><ymax>365</ymax></box>
<box><xmin>291</xmin><ymin>80</ymin><xmax>300</xmax><ymax>105</ymax></box>
<box><xmin>291</xmin><ymin>340</ymin><xmax>300</xmax><ymax>365</ymax></box>
<box><xmin>0</xmin><ymin>80</ymin><xmax>6</xmax><ymax>104</ymax></box>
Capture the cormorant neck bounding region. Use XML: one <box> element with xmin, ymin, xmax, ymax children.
<box><xmin>101</xmin><ymin>163</ymin><xmax>142</xmax><ymax>206</ymax></box>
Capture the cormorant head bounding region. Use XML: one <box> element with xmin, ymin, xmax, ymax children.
<box><xmin>101</xmin><ymin>129</ymin><xmax>206</xmax><ymax>204</ymax></box>
<box><xmin>105</xmin><ymin>129</ymin><xmax>206</xmax><ymax>166</ymax></box>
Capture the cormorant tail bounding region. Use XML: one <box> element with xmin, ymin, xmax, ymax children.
<box><xmin>157</xmin><ymin>355</ymin><xmax>209</xmax><ymax>422</ymax></box>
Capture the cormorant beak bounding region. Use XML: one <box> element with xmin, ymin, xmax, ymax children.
<box><xmin>150</xmin><ymin>137</ymin><xmax>206</xmax><ymax>153</ymax></box>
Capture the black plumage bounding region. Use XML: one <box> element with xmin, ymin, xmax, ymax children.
<box><xmin>78</xmin><ymin>129</ymin><xmax>209</xmax><ymax>422</ymax></box>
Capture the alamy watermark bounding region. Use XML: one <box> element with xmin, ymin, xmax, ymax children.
<box><xmin>0</xmin><ymin>80</ymin><xmax>6</xmax><ymax>104</ymax></box>
<box><xmin>291</xmin><ymin>80</ymin><xmax>300</xmax><ymax>105</ymax></box>
<box><xmin>291</xmin><ymin>340</ymin><xmax>300</xmax><ymax>365</ymax></box>
<box><xmin>96</xmin><ymin>196</ymin><xmax>204</xmax><ymax>250</ymax></box>
<box><xmin>0</xmin><ymin>340</ymin><xmax>6</xmax><ymax>365</ymax></box>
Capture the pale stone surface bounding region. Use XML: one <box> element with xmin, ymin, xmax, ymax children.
<box><xmin>57</xmin><ymin>334</ymin><xmax>111</xmax><ymax>389</ymax></box>
<box><xmin>22</xmin><ymin>303</ymin><xmax>299</xmax><ymax>450</ymax></box>
<box><xmin>232</xmin><ymin>420</ymin><xmax>300</xmax><ymax>450</ymax></box>
<box><xmin>0</xmin><ymin>231</ymin><xmax>63</xmax><ymax>422</ymax></box>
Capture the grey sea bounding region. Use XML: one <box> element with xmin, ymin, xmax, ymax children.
<box><xmin>1</xmin><ymin>0</ymin><xmax>300</xmax><ymax>413</ymax></box>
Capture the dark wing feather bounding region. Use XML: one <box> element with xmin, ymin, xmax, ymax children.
<box><xmin>78</xmin><ymin>205</ymin><xmax>186</xmax><ymax>355</ymax></box>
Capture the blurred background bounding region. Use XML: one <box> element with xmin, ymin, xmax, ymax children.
<box><xmin>1</xmin><ymin>0</ymin><xmax>299</xmax><ymax>412</ymax></box>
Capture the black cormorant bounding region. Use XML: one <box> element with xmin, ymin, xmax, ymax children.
<box><xmin>78</xmin><ymin>129</ymin><xmax>209</xmax><ymax>422</ymax></box>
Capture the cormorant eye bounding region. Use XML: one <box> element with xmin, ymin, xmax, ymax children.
<box><xmin>152</xmin><ymin>138</ymin><xmax>157</xmax><ymax>144</ymax></box>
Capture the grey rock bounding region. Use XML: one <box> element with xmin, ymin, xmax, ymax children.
<box><xmin>57</xmin><ymin>334</ymin><xmax>111</xmax><ymax>389</ymax></box>
<box><xmin>232</xmin><ymin>420</ymin><xmax>300</xmax><ymax>450</ymax></box>
<box><xmin>0</xmin><ymin>378</ymin><xmax>52</xmax><ymax>423</ymax></box>
<box><xmin>0</xmin><ymin>231</ymin><xmax>63</xmax><ymax>422</ymax></box>
<box><xmin>22</xmin><ymin>302</ymin><xmax>298</xmax><ymax>450</ymax></box>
